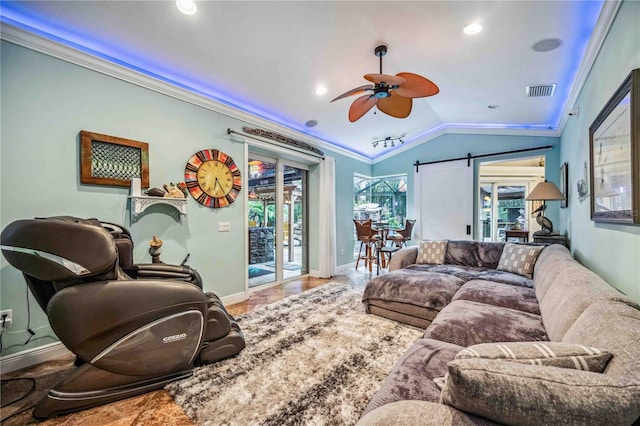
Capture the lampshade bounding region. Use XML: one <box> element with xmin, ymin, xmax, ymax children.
<box><xmin>526</xmin><ymin>181</ymin><xmax>565</xmax><ymax>201</ymax></box>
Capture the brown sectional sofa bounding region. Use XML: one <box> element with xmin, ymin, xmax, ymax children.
<box><xmin>358</xmin><ymin>242</ymin><xmax>640</xmax><ymax>425</ymax></box>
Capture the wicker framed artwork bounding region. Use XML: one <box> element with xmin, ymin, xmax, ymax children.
<box><xmin>80</xmin><ymin>130</ymin><xmax>149</xmax><ymax>187</ymax></box>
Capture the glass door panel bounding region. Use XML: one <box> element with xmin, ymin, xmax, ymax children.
<box><xmin>248</xmin><ymin>158</ymin><xmax>276</xmax><ymax>287</ymax></box>
<box><xmin>496</xmin><ymin>185</ymin><xmax>526</xmax><ymax>242</ymax></box>
<box><xmin>479</xmin><ymin>184</ymin><xmax>493</xmax><ymax>242</ymax></box>
<box><xmin>282</xmin><ymin>164</ymin><xmax>307</xmax><ymax>279</ymax></box>
<box><xmin>479</xmin><ymin>183</ymin><xmax>528</xmax><ymax>242</ymax></box>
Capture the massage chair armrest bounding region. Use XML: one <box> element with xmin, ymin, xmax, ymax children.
<box><xmin>125</xmin><ymin>263</ymin><xmax>203</xmax><ymax>288</ymax></box>
<box><xmin>47</xmin><ymin>279</ymin><xmax>207</xmax><ymax>365</ymax></box>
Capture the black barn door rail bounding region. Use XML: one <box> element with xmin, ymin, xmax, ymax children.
<box><xmin>413</xmin><ymin>145</ymin><xmax>554</xmax><ymax>172</ymax></box>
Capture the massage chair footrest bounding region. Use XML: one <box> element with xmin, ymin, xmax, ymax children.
<box><xmin>198</xmin><ymin>322</ymin><xmax>245</xmax><ymax>364</ymax></box>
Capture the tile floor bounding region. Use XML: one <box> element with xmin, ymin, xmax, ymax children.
<box><xmin>1</xmin><ymin>268</ymin><xmax>375</xmax><ymax>425</ymax></box>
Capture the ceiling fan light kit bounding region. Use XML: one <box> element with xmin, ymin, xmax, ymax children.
<box><xmin>331</xmin><ymin>45</ymin><xmax>439</xmax><ymax>122</ymax></box>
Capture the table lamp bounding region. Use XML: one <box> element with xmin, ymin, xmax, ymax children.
<box><xmin>526</xmin><ymin>181</ymin><xmax>565</xmax><ymax>235</ymax></box>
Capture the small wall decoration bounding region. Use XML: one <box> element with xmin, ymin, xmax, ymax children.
<box><xmin>560</xmin><ymin>162</ymin><xmax>568</xmax><ymax>208</ymax></box>
<box><xmin>80</xmin><ymin>131</ymin><xmax>149</xmax><ymax>187</ymax></box>
<box><xmin>589</xmin><ymin>68</ymin><xmax>640</xmax><ymax>224</ymax></box>
<box><xmin>577</xmin><ymin>161</ymin><xmax>589</xmax><ymax>203</ymax></box>
<box><xmin>184</xmin><ymin>149</ymin><xmax>241</xmax><ymax>208</ymax></box>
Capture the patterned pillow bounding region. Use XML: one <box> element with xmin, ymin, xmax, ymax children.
<box><xmin>416</xmin><ymin>240</ymin><xmax>448</xmax><ymax>265</ymax></box>
<box><xmin>455</xmin><ymin>341</ymin><xmax>612</xmax><ymax>372</ymax></box>
<box><xmin>497</xmin><ymin>242</ymin><xmax>544</xmax><ymax>278</ymax></box>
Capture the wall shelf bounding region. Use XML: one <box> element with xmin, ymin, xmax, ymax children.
<box><xmin>129</xmin><ymin>196</ymin><xmax>187</xmax><ymax>220</ymax></box>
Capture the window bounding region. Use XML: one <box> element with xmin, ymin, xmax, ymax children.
<box><xmin>353</xmin><ymin>174</ymin><xmax>407</xmax><ymax>258</ymax></box>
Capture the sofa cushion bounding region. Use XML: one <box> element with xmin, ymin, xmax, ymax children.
<box><xmin>444</xmin><ymin>240</ymin><xmax>505</xmax><ymax>269</ymax></box>
<box><xmin>532</xmin><ymin>243</ymin><xmax>573</xmax><ymax>300</ymax></box>
<box><xmin>416</xmin><ymin>240</ymin><xmax>448</xmax><ymax>264</ymax></box>
<box><xmin>362</xmin><ymin>270</ymin><xmax>464</xmax><ymax>314</ymax></box>
<box><xmin>424</xmin><ymin>300</ymin><xmax>548</xmax><ymax>347</ymax></box>
<box><xmin>562</xmin><ymin>301</ymin><xmax>640</xmax><ymax>381</ymax></box>
<box><xmin>404</xmin><ymin>264</ymin><xmax>533</xmax><ymax>287</ymax></box>
<box><xmin>537</xmin><ymin>256</ymin><xmax>640</xmax><ymax>341</ymax></box>
<box><xmin>456</xmin><ymin>341</ymin><xmax>612</xmax><ymax>372</ymax></box>
<box><xmin>451</xmin><ymin>280</ymin><xmax>540</xmax><ymax>314</ymax></box>
<box><xmin>496</xmin><ymin>242</ymin><xmax>544</xmax><ymax>278</ymax></box>
<box><xmin>360</xmin><ymin>338</ymin><xmax>463</xmax><ymax>417</ymax></box>
<box><xmin>357</xmin><ymin>400</ymin><xmax>495</xmax><ymax>426</ymax></box>
<box><xmin>440</xmin><ymin>357</ymin><xmax>640</xmax><ymax>426</ymax></box>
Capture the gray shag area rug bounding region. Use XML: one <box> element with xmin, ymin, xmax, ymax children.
<box><xmin>166</xmin><ymin>282</ymin><xmax>422</xmax><ymax>425</ymax></box>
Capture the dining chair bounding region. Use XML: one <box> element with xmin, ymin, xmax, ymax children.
<box><xmin>388</xmin><ymin>219</ymin><xmax>416</xmax><ymax>247</ymax></box>
<box><xmin>354</xmin><ymin>219</ymin><xmax>379</xmax><ymax>272</ymax></box>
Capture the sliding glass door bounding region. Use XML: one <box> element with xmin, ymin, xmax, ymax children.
<box><xmin>247</xmin><ymin>154</ymin><xmax>308</xmax><ymax>288</ymax></box>
<box><xmin>480</xmin><ymin>183</ymin><xmax>527</xmax><ymax>242</ymax></box>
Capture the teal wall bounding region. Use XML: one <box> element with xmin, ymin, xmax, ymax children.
<box><xmin>372</xmin><ymin>133</ymin><xmax>561</xmax><ymax>239</ymax></box>
<box><xmin>0</xmin><ymin>41</ymin><xmax>369</xmax><ymax>355</ymax></box>
<box><xmin>559</xmin><ymin>0</ymin><xmax>640</xmax><ymax>301</ymax></box>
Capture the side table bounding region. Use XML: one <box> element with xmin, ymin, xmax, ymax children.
<box><xmin>532</xmin><ymin>233</ymin><xmax>569</xmax><ymax>248</ymax></box>
<box><xmin>377</xmin><ymin>246</ymin><xmax>400</xmax><ymax>275</ymax></box>
<box><xmin>505</xmin><ymin>229</ymin><xmax>529</xmax><ymax>242</ymax></box>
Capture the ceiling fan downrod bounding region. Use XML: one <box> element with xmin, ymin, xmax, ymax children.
<box><xmin>375</xmin><ymin>45</ymin><xmax>387</xmax><ymax>74</ymax></box>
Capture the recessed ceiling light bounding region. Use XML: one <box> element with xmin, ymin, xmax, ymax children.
<box><xmin>532</xmin><ymin>38</ymin><xmax>563</xmax><ymax>52</ymax></box>
<box><xmin>176</xmin><ymin>0</ymin><xmax>197</xmax><ymax>15</ymax></box>
<box><xmin>315</xmin><ymin>85</ymin><xmax>328</xmax><ymax>96</ymax></box>
<box><xmin>305</xmin><ymin>120</ymin><xmax>318</xmax><ymax>128</ymax></box>
<box><xmin>463</xmin><ymin>22</ymin><xmax>483</xmax><ymax>35</ymax></box>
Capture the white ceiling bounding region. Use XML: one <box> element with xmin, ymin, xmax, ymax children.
<box><xmin>2</xmin><ymin>1</ymin><xmax>608</xmax><ymax>160</ymax></box>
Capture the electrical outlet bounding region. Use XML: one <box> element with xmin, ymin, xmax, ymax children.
<box><xmin>1</xmin><ymin>309</ymin><xmax>12</xmax><ymax>330</ymax></box>
<box><xmin>218</xmin><ymin>222</ymin><xmax>231</xmax><ymax>232</ymax></box>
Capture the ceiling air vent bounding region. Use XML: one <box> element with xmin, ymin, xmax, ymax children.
<box><xmin>526</xmin><ymin>84</ymin><xmax>556</xmax><ymax>97</ymax></box>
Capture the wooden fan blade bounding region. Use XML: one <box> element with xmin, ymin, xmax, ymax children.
<box><xmin>348</xmin><ymin>95</ymin><xmax>378</xmax><ymax>122</ymax></box>
<box><xmin>377</xmin><ymin>92</ymin><xmax>412</xmax><ymax>118</ymax></box>
<box><xmin>330</xmin><ymin>84</ymin><xmax>374</xmax><ymax>102</ymax></box>
<box><xmin>364</xmin><ymin>74</ymin><xmax>406</xmax><ymax>86</ymax></box>
<box><xmin>393</xmin><ymin>72</ymin><xmax>439</xmax><ymax>98</ymax></box>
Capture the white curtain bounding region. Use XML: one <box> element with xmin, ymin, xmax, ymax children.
<box><xmin>318</xmin><ymin>156</ymin><xmax>337</xmax><ymax>277</ymax></box>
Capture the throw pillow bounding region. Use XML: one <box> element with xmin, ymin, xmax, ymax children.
<box><xmin>497</xmin><ymin>242</ymin><xmax>544</xmax><ymax>278</ymax></box>
<box><xmin>455</xmin><ymin>341</ymin><xmax>612</xmax><ymax>372</ymax></box>
<box><xmin>416</xmin><ymin>240</ymin><xmax>448</xmax><ymax>265</ymax></box>
<box><xmin>440</xmin><ymin>356</ymin><xmax>636</xmax><ymax>426</ymax></box>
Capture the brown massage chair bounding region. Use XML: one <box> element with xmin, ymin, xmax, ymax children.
<box><xmin>0</xmin><ymin>216</ymin><xmax>245</xmax><ymax>418</ymax></box>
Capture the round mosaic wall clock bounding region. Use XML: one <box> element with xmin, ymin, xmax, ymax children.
<box><xmin>184</xmin><ymin>149</ymin><xmax>241</xmax><ymax>208</ymax></box>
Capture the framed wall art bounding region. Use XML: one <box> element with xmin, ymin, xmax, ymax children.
<box><xmin>589</xmin><ymin>68</ymin><xmax>640</xmax><ymax>224</ymax></box>
<box><xmin>80</xmin><ymin>131</ymin><xmax>150</xmax><ymax>187</ymax></box>
<box><xmin>560</xmin><ymin>162</ymin><xmax>568</xmax><ymax>208</ymax></box>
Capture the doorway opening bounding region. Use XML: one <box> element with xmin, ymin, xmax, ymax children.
<box><xmin>478</xmin><ymin>156</ymin><xmax>545</xmax><ymax>242</ymax></box>
<box><xmin>247</xmin><ymin>155</ymin><xmax>308</xmax><ymax>288</ymax></box>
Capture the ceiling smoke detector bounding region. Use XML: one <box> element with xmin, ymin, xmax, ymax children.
<box><xmin>526</xmin><ymin>84</ymin><xmax>557</xmax><ymax>97</ymax></box>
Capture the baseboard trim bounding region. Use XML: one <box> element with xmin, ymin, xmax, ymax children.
<box><xmin>0</xmin><ymin>341</ymin><xmax>72</xmax><ymax>374</ymax></box>
<box><xmin>220</xmin><ymin>291</ymin><xmax>248</xmax><ymax>306</ymax></box>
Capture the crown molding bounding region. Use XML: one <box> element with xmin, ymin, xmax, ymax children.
<box><xmin>1</xmin><ymin>0</ymin><xmax>619</xmax><ymax>167</ymax></box>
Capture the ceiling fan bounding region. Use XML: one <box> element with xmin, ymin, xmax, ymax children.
<box><xmin>331</xmin><ymin>45</ymin><xmax>439</xmax><ymax>122</ymax></box>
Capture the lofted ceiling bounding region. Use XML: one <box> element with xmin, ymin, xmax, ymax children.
<box><xmin>1</xmin><ymin>1</ymin><xmax>609</xmax><ymax>161</ymax></box>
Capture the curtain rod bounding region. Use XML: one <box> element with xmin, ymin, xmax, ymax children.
<box><xmin>413</xmin><ymin>145</ymin><xmax>554</xmax><ymax>172</ymax></box>
<box><xmin>227</xmin><ymin>128</ymin><xmax>325</xmax><ymax>160</ymax></box>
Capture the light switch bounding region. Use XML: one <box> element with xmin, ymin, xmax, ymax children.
<box><xmin>218</xmin><ymin>222</ymin><xmax>231</xmax><ymax>232</ymax></box>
